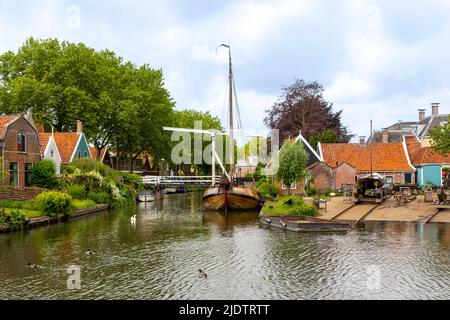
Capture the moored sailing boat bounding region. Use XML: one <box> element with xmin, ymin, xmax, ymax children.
<box><xmin>202</xmin><ymin>45</ymin><xmax>261</xmax><ymax>211</ymax></box>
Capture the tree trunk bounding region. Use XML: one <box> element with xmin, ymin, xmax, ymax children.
<box><xmin>129</xmin><ymin>157</ymin><xmax>134</xmax><ymax>173</ymax></box>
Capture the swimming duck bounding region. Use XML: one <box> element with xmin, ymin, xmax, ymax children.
<box><xmin>85</xmin><ymin>249</ymin><xmax>95</xmax><ymax>255</ymax></box>
<box><xmin>198</xmin><ymin>269</ymin><xmax>207</xmax><ymax>279</ymax></box>
<box><xmin>130</xmin><ymin>215</ymin><xmax>137</xmax><ymax>223</ymax></box>
<box><xmin>26</xmin><ymin>262</ymin><xmax>39</xmax><ymax>268</ymax></box>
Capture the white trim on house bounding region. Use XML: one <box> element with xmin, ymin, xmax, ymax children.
<box><xmin>402</xmin><ymin>136</ymin><xmax>417</xmax><ymax>171</ymax></box>
<box><xmin>294</xmin><ymin>133</ymin><xmax>324</xmax><ymax>162</ymax></box>
<box><xmin>42</xmin><ymin>134</ymin><xmax>62</xmax><ymax>175</ymax></box>
<box><xmin>265</xmin><ymin>131</ymin><xmax>322</xmax><ymax>174</ymax></box>
<box><xmin>317</xmin><ymin>142</ymin><xmax>324</xmax><ymax>160</ymax></box>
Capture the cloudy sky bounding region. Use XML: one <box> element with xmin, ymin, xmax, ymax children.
<box><xmin>1</xmin><ymin>0</ymin><xmax>450</xmax><ymax>140</ymax></box>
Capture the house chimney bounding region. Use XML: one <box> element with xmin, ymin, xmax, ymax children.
<box><xmin>418</xmin><ymin>109</ymin><xmax>426</xmax><ymax>121</ymax></box>
<box><xmin>431</xmin><ymin>102</ymin><xmax>439</xmax><ymax>115</ymax></box>
<box><xmin>76</xmin><ymin>120</ymin><xmax>83</xmax><ymax>134</ymax></box>
<box><xmin>359</xmin><ymin>136</ymin><xmax>366</xmax><ymax>146</ymax></box>
<box><xmin>382</xmin><ymin>128</ymin><xmax>389</xmax><ymax>143</ymax></box>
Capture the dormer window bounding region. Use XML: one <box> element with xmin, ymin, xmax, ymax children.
<box><xmin>17</xmin><ymin>133</ymin><xmax>26</xmax><ymax>152</ymax></box>
<box><xmin>50</xmin><ymin>150</ymin><xmax>54</xmax><ymax>158</ymax></box>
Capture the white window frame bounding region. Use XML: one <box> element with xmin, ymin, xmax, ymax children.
<box><xmin>282</xmin><ymin>181</ymin><xmax>297</xmax><ymax>190</ymax></box>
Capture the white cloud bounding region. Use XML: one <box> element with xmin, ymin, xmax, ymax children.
<box><xmin>1</xmin><ymin>0</ymin><xmax>450</xmax><ymax>138</ymax></box>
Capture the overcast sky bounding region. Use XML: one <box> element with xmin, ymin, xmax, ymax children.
<box><xmin>1</xmin><ymin>0</ymin><xmax>450</xmax><ymax>140</ymax></box>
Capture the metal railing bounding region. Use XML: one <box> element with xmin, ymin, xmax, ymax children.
<box><xmin>142</xmin><ymin>175</ymin><xmax>221</xmax><ymax>186</ymax></box>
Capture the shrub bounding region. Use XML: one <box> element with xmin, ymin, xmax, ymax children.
<box><xmin>70</xmin><ymin>158</ymin><xmax>117</xmax><ymax>180</ymax></box>
<box><xmin>65</xmin><ymin>184</ymin><xmax>86</xmax><ymax>200</ymax></box>
<box><xmin>121</xmin><ymin>173</ymin><xmax>143</xmax><ymax>193</ymax></box>
<box><xmin>305</xmin><ymin>185</ymin><xmax>317</xmax><ymax>196</ymax></box>
<box><xmin>87</xmin><ymin>191</ymin><xmax>109</xmax><ymax>204</ymax></box>
<box><xmin>30</xmin><ymin>160</ymin><xmax>58</xmax><ymax>189</ymax></box>
<box><xmin>72</xmin><ymin>199</ymin><xmax>97</xmax><ymax>210</ymax></box>
<box><xmin>0</xmin><ymin>209</ymin><xmax>29</xmax><ymax>230</ymax></box>
<box><xmin>289</xmin><ymin>202</ymin><xmax>317</xmax><ymax>216</ymax></box>
<box><xmin>256</xmin><ymin>179</ymin><xmax>278</xmax><ymax>198</ymax></box>
<box><xmin>0</xmin><ymin>209</ymin><xmax>28</xmax><ymax>223</ymax></box>
<box><xmin>35</xmin><ymin>191</ymin><xmax>73</xmax><ymax>218</ymax></box>
<box><xmin>0</xmin><ymin>199</ymin><xmax>36</xmax><ymax>210</ymax></box>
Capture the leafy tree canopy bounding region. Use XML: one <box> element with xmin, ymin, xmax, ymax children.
<box><xmin>0</xmin><ymin>38</ymin><xmax>175</xmax><ymax>166</ymax></box>
<box><xmin>308</xmin><ymin>129</ymin><xmax>340</xmax><ymax>149</ymax></box>
<box><xmin>430</xmin><ymin>116</ymin><xmax>450</xmax><ymax>154</ymax></box>
<box><xmin>264</xmin><ymin>79</ymin><xmax>352</xmax><ymax>143</ymax></box>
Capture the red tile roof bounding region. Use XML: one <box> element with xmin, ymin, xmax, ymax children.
<box><xmin>38</xmin><ymin>133</ymin><xmax>52</xmax><ymax>155</ymax></box>
<box><xmin>0</xmin><ymin>115</ymin><xmax>19</xmax><ymax>138</ymax></box>
<box><xmin>321</xmin><ymin>143</ymin><xmax>414</xmax><ymax>172</ymax></box>
<box><xmin>89</xmin><ymin>147</ymin><xmax>107</xmax><ymax>161</ymax></box>
<box><xmin>52</xmin><ymin>132</ymin><xmax>81</xmax><ymax>163</ymax></box>
<box><xmin>404</xmin><ymin>136</ymin><xmax>450</xmax><ymax>164</ymax></box>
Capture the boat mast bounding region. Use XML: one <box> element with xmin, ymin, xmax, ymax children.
<box><xmin>227</xmin><ymin>47</ymin><xmax>234</xmax><ymax>180</ymax></box>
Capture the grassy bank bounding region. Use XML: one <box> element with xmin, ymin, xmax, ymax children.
<box><xmin>263</xmin><ymin>195</ymin><xmax>317</xmax><ymax>217</ymax></box>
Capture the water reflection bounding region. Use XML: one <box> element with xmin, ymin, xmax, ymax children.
<box><xmin>0</xmin><ymin>192</ymin><xmax>449</xmax><ymax>300</ymax></box>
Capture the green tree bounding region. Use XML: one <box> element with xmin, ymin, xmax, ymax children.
<box><xmin>430</xmin><ymin>116</ymin><xmax>450</xmax><ymax>154</ymax></box>
<box><xmin>264</xmin><ymin>79</ymin><xmax>352</xmax><ymax>143</ymax></box>
<box><xmin>30</xmin><ymin>160</ymin><xmax>58</xmax><ymax>189</ymax></box>
<box><xmin>0</xmin><ymin>38</ymin><xmax>175</xmax><ymax>165</ymax></box>
<box><xmin>308</xmin><ymin>129</ymin><xmax>340</xmax><ymax>149</ymax></box>
<box><xmin>277</xmin><ymin>140</ymin><xmax>309</xmax><ymax>194</ymax></box>
<box><xmin>110</xmin><ymin>64</ymin><xmax>175</xmax><ymax>172</ymax></box>
<box><xmin>173</xmin><ymin>109</ymin><xmax>223</xmax><ymax>174</ymax></box>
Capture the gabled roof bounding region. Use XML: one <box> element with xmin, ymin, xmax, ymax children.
<box><xmin>404</xmin><ymin>136</ymin><xmax>450</xmax><ymax>165</ymax></box>
<box><xmin>38</xmin><ymin>133</ymin><xmax>52</xmax><ymax>155</ymax></box>
<box><xmin>265</xmin><ymin>132</ymin><xmax>322</xmax><ymax>171</ymax></box>
<box><xmin>89</xmin><ymin>147</ymin><xmax>107</xmax><ymax>161</ymax></box>
<box><xmin>418</xmin><ymin>114</ymin><xmax>448</xmax><ymax>138</ymax></box>
<box><xmin>0</xmin><ymin>115</ymin><xmax>20</xmax><ymax>139</ymax></box>
<box><xmin>320</xmin><ymin>143</ymin><xmax>415</xmax><ymax>172</ymax></box>
<box><xmin>52</xmin><ymin>132</ymin><xmax>86</xmax><ymax>163</ymax></box>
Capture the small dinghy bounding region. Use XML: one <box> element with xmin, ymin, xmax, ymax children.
<box><xmin>138</xmin><ymin>192</ymin><xmax>155</xmax><ymax>202</ymax></box>
<box><xmin>260</xmin><ymin>214</ymin><xmax>351</xmax><ymax>232</ymax></box>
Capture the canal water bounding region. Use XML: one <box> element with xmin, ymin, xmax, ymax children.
<box><xmin>0</xmin><ymin>192</ymin><xmax>449</xmax><ymax>300</ymax></box>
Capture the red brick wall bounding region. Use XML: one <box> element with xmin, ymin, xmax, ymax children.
<box><xmin>2</xmin><ymin>117</ymin><xmax>41</xmax><ymax>188</ymax></box>
<box><xmin>274</xmin><ymin>178</ymin><xmax>305</xmax><ymax>195</ymax></box>
<box><xmin>309</xmin><ymin>163</ymin><xmax>333</xmax><ymax>193</ymax></box>
<box><xmin>0</xmin><ymin>186</ymin><xmax>45</xmax><ymax>200</ymax></box>
<box><xmin>356</xmin><ymin>172</ymin><xmax>415</xmax><ymax>184</ymax></box>
<box><xmin>335</xmin><ymin>163</ymin><xmax>357</xmax><ymax>190</ymax></box>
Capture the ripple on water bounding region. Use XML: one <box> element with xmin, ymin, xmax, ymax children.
<box><xmin>0</xmin><ymin>194</ymin><xmax>449</xmax><ymax>300</ymax></box>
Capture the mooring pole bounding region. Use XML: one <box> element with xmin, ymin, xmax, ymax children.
<box><xmin>212</xmin><ymin>134</ymin><xmax>216</xmax><ymax>186</ymax></box>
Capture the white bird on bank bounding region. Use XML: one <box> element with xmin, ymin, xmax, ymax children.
<box><xmin>85</xmin><ymin>249</ymin><xmax>95</xmax><ymax>255</ymax></box>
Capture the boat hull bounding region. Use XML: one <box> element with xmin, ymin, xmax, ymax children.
<box><xmin>260</xmin><ymin>214</ymin><xmax>351</xmax><ymax>232</ymax></box>
<box><xmin>203</xmin><ymin>186</ymin><xmax>261</xmax><ymax>210</ymax></box>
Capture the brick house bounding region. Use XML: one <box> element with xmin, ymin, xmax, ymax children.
<box><xmin>0</xmin><ymin>114</ymin><xmax>41</xmax><ymax>187</ymax></box>
<box><xmin>319</xmin><ymin>141</ymin><xmax>416</xmax><ymax>189</ymax></box>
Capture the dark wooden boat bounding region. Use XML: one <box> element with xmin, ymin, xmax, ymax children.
<box><xmin>203</xmin><ymin>185</ymin><xmax>260</xmax><ymax>210</ymax></box>
<box><xmin>260</xmin><ymin>214</ymin><xmax>351</xmax><ymax>232</ymax></box>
